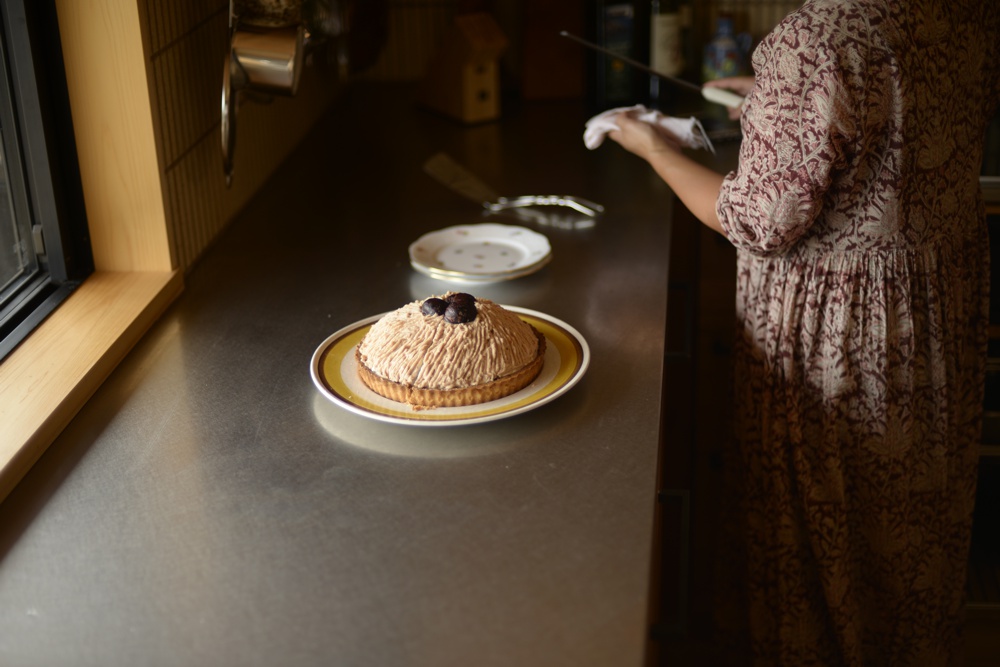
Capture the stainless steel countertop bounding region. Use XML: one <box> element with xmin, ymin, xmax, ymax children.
<box><xmin>0</xmin><ymin>85</ymin><xmax>693</xmax><ymax>667</ymax></box>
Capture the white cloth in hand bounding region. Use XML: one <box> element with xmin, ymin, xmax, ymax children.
<box><xmin>583</xmin><ymin>105</ymin><xmax>715</xmax><ymax>154</ymax></box>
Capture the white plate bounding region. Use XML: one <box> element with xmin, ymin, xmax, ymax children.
<box><xmin>408</xmin><ymin>223</ymin><xmax>551</xmax><ymax>282</ymax></box>
<box><xmin>310</xmin><ymin>306</ymin><xmax>589</xmax><ymax>426</ymax></box>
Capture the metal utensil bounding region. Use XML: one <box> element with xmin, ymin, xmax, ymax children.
<box><xmin>559</xmin><ymin>31</ymin><xmax>745</xmax><ymax>109</ymax></box>
<box><xmin>423</xmin><ymin>152</ymin><xmax>604</xmax><ymax>217</ymax></box>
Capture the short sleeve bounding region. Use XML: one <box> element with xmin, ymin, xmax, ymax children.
<box><xmin>717</xmin><ymin>12</ymin><xmax>853</xmax><ymax>256</ymax></box>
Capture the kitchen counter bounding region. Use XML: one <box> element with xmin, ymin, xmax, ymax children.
<box><xmin>0</xmin><ymin>84</ymin><xmax>730</xmax><ymax>667</ymax></box>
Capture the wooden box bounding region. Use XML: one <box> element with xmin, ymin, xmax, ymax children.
<box><xmin>419</xmin><ymin>12</ymin><xmax>509</xmax><ymax>124</ymax></box>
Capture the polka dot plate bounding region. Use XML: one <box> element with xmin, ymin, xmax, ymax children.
<box><xmin>408</xmin><ymin>223</ymin><xmax>551</xmax><ymax>283</ymax></box>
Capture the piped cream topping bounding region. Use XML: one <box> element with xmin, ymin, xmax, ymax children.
<box><xmin>357</xmin><ymin>296</ymin><xmax>540</xmax><ymax>390</ymax></box>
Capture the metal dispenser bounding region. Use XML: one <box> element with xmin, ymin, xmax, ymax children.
<box><xmin>222</xmin><ymin>0</ymin><xmax>361</xmax><ymax>185</ymax></box>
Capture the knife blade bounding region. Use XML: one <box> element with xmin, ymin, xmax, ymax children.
<box><xmin>423</xmin><ymin>152</ymin><xmax>501</xmax><ymax>206</ymax></box>
<box><xmin>559</xmin><ymin>31</ymin><xmax>745</xmax><ymax>109</ymax></box>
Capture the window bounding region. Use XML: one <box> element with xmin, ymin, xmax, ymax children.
<box><xmin>0</xmin><ymin>0</ymin><xmax>91</xmax><ymax>361</ymax></box>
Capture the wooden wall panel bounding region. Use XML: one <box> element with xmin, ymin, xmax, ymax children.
<box><xmin>137</xmin><ymin>0</ymin><xmax>343</xmax><ymax>270</ymax></box>
<box><xmin>165</xmin><ymin>136</ymin><xmax>223</xmax><ymax>270</ymax></box>
<box><xmin>144</xmin><ymin>0</ymin><xmax>224</xmax><ymax>55</ymax></box>
<box><xmin>149</xmin><ymin>11</ymin><xmax>228</xmax><ymax>170</ymax></box>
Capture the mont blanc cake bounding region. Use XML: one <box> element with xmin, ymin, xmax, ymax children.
<box><xmin>356</xmin><ymin>293</ymin><xmax>546</xmax><ymax>408</ymax></box>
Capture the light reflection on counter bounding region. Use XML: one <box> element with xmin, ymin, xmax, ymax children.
<box><xmin>311</xmin><ymin>392</ymin><xmax>565</xmax><ymax>460</ymax></box>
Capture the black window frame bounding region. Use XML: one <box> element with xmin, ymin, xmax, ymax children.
<box><xmin>0</xmin><ymin>0</ymin><xmax>92</xmax><ymax>361</ymax></box>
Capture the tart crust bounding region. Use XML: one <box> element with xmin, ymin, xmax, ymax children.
<box><xmin>357</xmin><ymin>327</ymin><xmax>546</xmax><ymax>408</ymax></box>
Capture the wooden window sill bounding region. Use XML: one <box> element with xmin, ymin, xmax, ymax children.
<box><xmin>0</xmin><ymin>269</ymin><xmax>182</xmax><ymax>503</ymax></box>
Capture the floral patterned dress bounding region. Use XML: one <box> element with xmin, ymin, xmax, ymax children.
<box><xmin>714</xmin><ymin>0</ymin><xmax>1000</xmax><ymax>664</ymax></box>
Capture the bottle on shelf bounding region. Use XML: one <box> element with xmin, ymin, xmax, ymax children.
<box><xmin>702</xmin><ymin>14</ymin><xmax>751</xmax><ymax>82</ymax></box>
<box><xmin>648</xmin><ymin>0</ymin><xmax>684</xmax><ymax>110</ymax></box>
<box><xmin>586</xmin><ymin>1</ymin><xmax>651</xmax><ymax>111</ymax></box>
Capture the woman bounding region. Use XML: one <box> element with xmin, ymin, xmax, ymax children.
<box><xmin>606</xmin><ymin>1</ymin><xmax>1000</xmax><ymax>664</ymax></box>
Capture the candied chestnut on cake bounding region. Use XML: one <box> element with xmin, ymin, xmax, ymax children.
<box><xmin>420</xmin><ymin>297</ymin><xmax>448</xmax><ymax>316</ymax></box>
<box><xmin>356</xmin><ymin>293</ymin><xmax>545</xmax><ymax>408</ymax></box>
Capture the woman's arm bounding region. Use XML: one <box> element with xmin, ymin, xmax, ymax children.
<box><xmin>606</xmin><ymin>112</ymin><xmax>727</xmax><ymax>236</ymax></box>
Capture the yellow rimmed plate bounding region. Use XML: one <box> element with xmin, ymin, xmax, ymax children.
<box><xmin>310</xmin><ymin>307</ymin><xmax>589</xmax><ymax>426</ymax></box>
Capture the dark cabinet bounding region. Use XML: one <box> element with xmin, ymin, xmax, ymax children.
<box><xmin>967</xmin><ymin>197</ymin><xmax>1000</xmax><ymax>663</ymax></box>
<box><xmin>653</xmin><ymin>197</ymin><xmax>735</xmax><ymax>666</ymax></box>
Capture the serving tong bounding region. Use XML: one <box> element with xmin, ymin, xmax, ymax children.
<box><xmin>486</xmin><ymin>194</ymin><xmax>604</xmax><ymax>217</ymax></box>
<box><xmin>423</xmin><ymin>152</ymin><xmax>605</xmax><ymax>220</ymax></box>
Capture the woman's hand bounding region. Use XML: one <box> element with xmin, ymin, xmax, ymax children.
<box><xmin>606</xmin><ymin>111</ymin><xmax>683</xmax><ymax>163</ymax></box>
<box><xmin>704</xmin><ymin>76</ymin><xmax>755</xmax><ymax>119</ymax></box>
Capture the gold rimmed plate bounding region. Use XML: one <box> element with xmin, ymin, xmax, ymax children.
<box><xmin>310</xmin><ymin>307</ymin><xmax>589</xmax><ymax>426</ymax></box>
